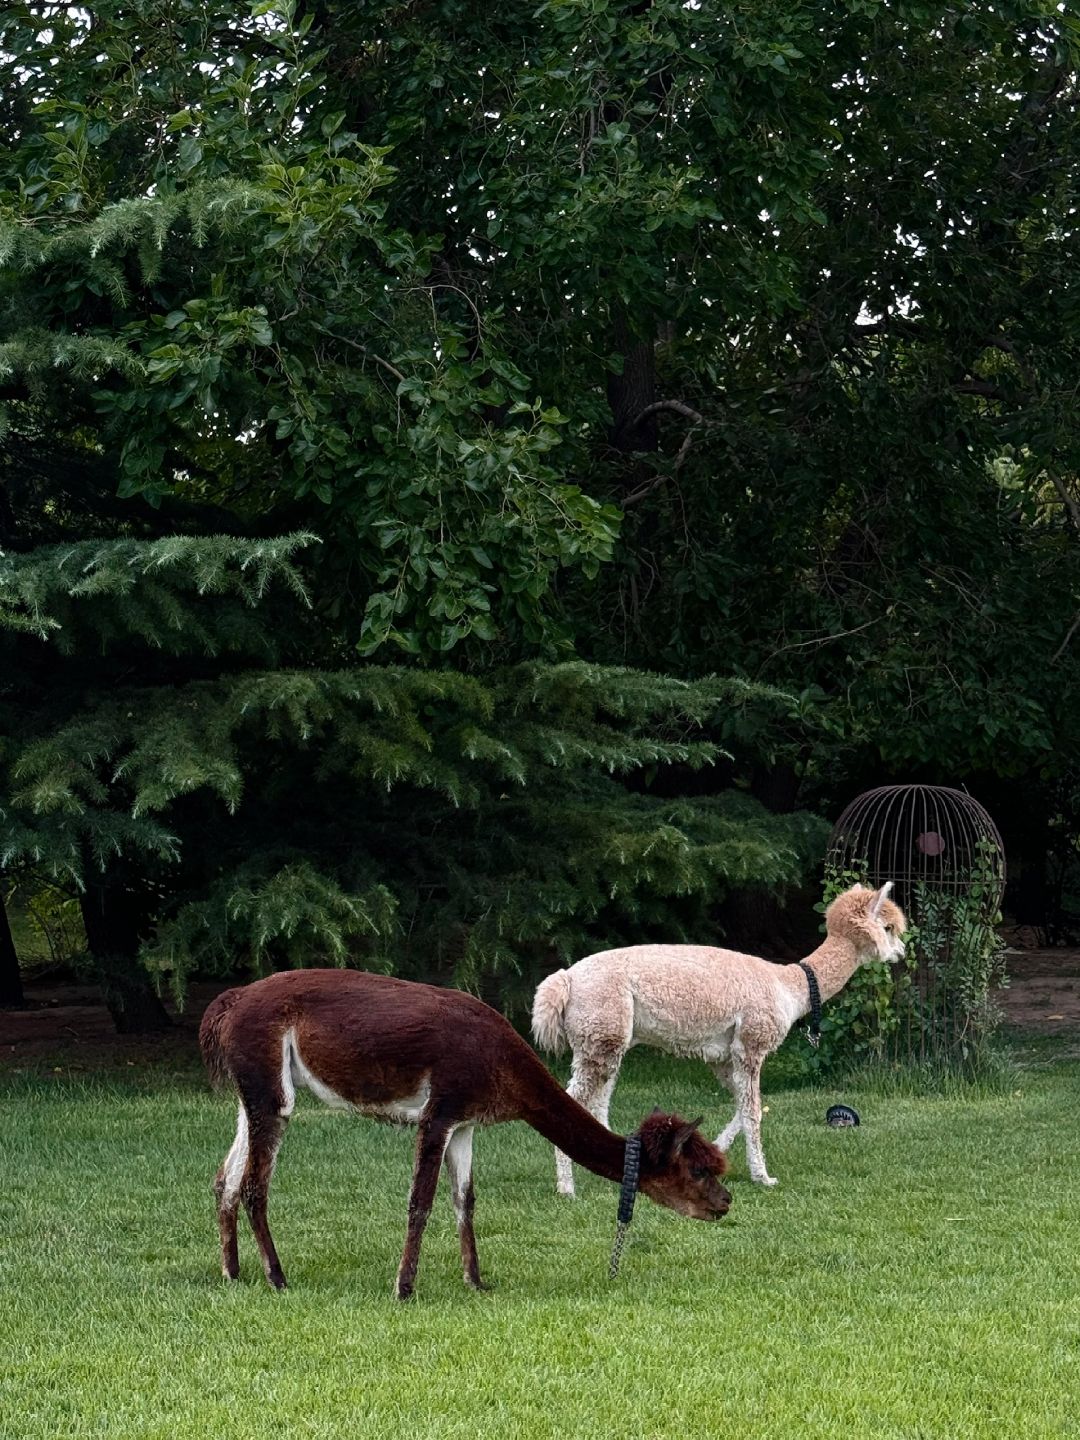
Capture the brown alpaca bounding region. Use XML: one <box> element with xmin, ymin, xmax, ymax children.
<box><xmin>533</xmin><ymin>883</ymin><xmax>907</xmax><ymax>1190</ymax></box>
<box><xmin>199</xmin><ymin>970</ymin><xmax>730</xmax><ymax>1298</ymax></box>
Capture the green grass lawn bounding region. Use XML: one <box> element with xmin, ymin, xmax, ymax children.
<box><xmin>2</xmin><ymin>1047</ymin><xmax>1079</xmax><ymax>1439</ymax></box>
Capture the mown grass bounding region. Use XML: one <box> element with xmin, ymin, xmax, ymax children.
<box><xmin>2</xmin><ymin>1046</ymin><xmax>1079</xmax><ymax>1439</ymax></box>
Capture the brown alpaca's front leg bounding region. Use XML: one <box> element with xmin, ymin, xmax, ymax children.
<box><xmin>396</xmin><ymin>1119</ymin><xmax>451</xmax><ymax>1300</ymax></box>
<box><xmin>444</xmin><ymin>1125</ymin><xmax>486</xmax><ymax>1291</ymax></box>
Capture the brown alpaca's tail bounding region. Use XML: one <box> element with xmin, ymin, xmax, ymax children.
<box><xmin>198</xmin><ymin>987</ymin><xmax>242</xmax><ymax>1087</ymax></box>
<box><xmin>531</xmin><ymin>969</ymin><xmax>572</xmax><ymax>1055</ymax></box>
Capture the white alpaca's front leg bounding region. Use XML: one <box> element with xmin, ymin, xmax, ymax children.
<box><xmin>555</xmin><ymin>1145</ymin><xmax>576</xmax><ymax>1197</ymax></box>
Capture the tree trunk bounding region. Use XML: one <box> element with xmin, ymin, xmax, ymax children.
<box><xmin>0</xmin><ymin>889</ymin><xmax>26</xmax><ymax>1008</ymax></box>
<box><xmin>607</xmin><ymin>305</ymin><xmax>658</xmax><ymax>452</ymax></box>
<box><xmin>79</xmin><ymin>867</ymin><xmax>171</xmax><ymax>1034</ymax></box>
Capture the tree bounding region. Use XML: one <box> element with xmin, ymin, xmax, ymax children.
<box><xmin>0</xmin><ymin>889</ymin><xmax>23</xmax><ymax>1007</ymax></box>
<box><xmin>1</xmin><ymin>536</ymin><xmax>826</xmax><ymax>1026</ymax></box>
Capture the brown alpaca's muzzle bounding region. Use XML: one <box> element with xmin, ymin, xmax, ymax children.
<box><xmin>693</xmin><ymin>1175</ymin><xmax>732</xmax><ymax>1220</ymax></box>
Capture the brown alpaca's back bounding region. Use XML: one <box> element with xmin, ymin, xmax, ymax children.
<box><xmin>205</xmin><ymin>968</ymin><xmax>528</xmax><ymax>1125</ymax></box>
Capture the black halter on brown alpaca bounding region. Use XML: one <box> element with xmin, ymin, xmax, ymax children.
<box><xmin>609</xmin><ymin>1112</ymin><xmax>704</xmax><ymax>1278</ymax></box>
<box><xmin>608</xmin><ymin>1130</ymin><xmax>641</xmax><ymax>1278</ymax></box>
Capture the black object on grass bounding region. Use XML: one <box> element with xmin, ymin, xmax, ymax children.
<box><xmin>826</xmin><ymin>1104</ymin><xmax>860</xmax><ymax>1127</ymax></box>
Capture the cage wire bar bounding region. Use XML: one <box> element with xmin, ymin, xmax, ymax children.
<box><xmin>827</xmin><ymin>785</ymin><xmax>1006</xmax><ymax>1065</ymax></box>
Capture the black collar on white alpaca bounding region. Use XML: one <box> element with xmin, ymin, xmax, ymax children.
<box><xmin>608</xmin><ymin>1132</ymin><xmax>642</xmax><ymax>1278</ymax></box>
<box><xmin>799</xmin><ymin>961</ymin><xmax>822</xmax><ymax>1047</ymax></box>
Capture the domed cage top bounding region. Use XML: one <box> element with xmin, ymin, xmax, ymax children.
<box><xmin>826</xmin><ymin>784</ymin><xmax>1005</xmax><ymax>920</ymax></box>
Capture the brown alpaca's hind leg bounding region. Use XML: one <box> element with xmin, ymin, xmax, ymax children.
<box><xmin>444</xmin><ymin>1125</ymin><xmax>485</xmax><ymax>1291</ymax></box>
<box><xmin>213</xmin><ymin>1103</ymin><xmax>248</xmax><ymax>1280</ymax></box>
<box><xmin>240</xmin><ymin>1108</ymin><xmax>290</xmax><ymax>1289</ymax></box>
<box><xmin>396</xmin><ymin>1117</ymin><xmax>453</xmax><ymax>1300</ymax></box>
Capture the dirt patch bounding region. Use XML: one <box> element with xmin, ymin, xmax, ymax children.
<box><xmin>0</xmin><ymin>978</ymin><xmax>229</xmax><ymax>1076</ymax></box>
<box><xmin>999</xmin><ymin>947</ymin><xmax>1080</xmax><ymax>1031</ymax></box>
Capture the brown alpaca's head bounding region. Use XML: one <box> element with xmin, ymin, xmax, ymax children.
<box><xmin>635</xmin><ymin>1112</ymin><xmax>731</xmax><ymax>1220</ymax></box>
<box><xmin>825</xmin><ymin>882</ymin><xmax>907</xmax><ymax>963</ymax></box>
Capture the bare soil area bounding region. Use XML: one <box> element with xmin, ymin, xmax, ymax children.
<box><xmin>0</xmin><ymin>978</ymin><xmax>231</xmax><ymax>1076</ymax></box>
<box><xmin>998</xmin><ymin>947</ymin><xmax>1080</xmax><ymax>1030</ymax></box>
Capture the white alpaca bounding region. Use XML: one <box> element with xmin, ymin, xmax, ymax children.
<box><xmin>532</xmin><ymin>883</ymin><xmax>906</xmax><ymax>1190</ymax></box>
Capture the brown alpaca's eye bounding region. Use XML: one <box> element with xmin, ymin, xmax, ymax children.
<box><xmin>691</xmin><ymin>1167</ymin><xmax>710</xmax><ymax>1180</ymax></box>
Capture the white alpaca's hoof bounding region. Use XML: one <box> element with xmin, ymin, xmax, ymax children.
<box><xmin>754</xmin><ymin>1174</ymin><xmax>779</xmax><ymax>1187</ymax></box>
<box><xmin>556</xmin><ymin>1185</ymin><xmax>576</xmax><ymax>1199</ymax></box>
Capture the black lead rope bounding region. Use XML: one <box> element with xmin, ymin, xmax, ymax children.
<box><xmin>609</xmin><ymin>1132</ymin><xmax>642</xmax><ymax>1278</ymax></box>
<box><xmin>799</xmin><ymin>961</ymin><xmax>822</xmax><ymax>1047</ymax></box>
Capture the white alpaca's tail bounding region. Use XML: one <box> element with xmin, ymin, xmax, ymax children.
<box><xmin>532</xmin><ymin>969</ymin><xmax>573</xmax><ymax>1055</ymax></box>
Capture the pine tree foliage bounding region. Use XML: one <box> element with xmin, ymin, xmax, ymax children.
<box><xmin>142</xmin><ymin>861</ymin><xmax>399</xmax><ymax>997</ymax></box>
<box><xmin>1</xmin><ymin>530</ymin><xmax>827</xmax><ymax>1007</ymax></box>
<box><xmin>1</xmin><ymin>1</ymin><xmax>872</xmax><ymax>1022</ymax></box>
<box><xmin>0</xmin><ymin>533</ymin><xmax>316</xmax><ymax>648</ymax></box>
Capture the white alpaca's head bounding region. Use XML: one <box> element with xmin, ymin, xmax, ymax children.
<box><xmin>824</xmin><ymin>882</ymin><xmax>907</xmax><ymax>964</ymax></box>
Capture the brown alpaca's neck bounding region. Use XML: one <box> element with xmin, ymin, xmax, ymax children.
<box><xmin>796</xmin><ymin>934</ymin><xmax>863</xmax><ymax>1003</ymax></box>
<box><xmin>509</xmin><ymin>1051</ymin><xmax>626</xmax><ymax>1183</ymax></box>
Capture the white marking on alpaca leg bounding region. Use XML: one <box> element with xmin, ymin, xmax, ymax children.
<box><xmin>739</xmin><ymin>1065</ymin><xmax>776</xmax><ymax>1185</ymax></box>
<box><xmin>220</xmin><ymin>1105</ymin><xmax>249</xmax><ymax>1207</ymax></box>
<box><xmin>557</xmin><ymin>1053</ymin><xmax>623</xmax><ymax>1196</ymax></box>
<box><xmin>279</xmin><ymin>1031</ymin><xmax>297</xmax><ymax>1118</ymax></box>
<box><xmin>711</xmin><ymin>1060</ymin><xmax>743</xmax><ymax>1154</ymax></box>
<box><xmin>445</xmin><ymin>1125</ymin><xmax>472</xmax><ymax>1214</ymax></box>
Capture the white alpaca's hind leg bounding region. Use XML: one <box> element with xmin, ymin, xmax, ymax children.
<box><xmin>711</xmin><ymin>1059</ymin><xmax>743</xmax><ymax>1154</ymax></box>
<box><xmin>555</xmin><ymin>1052</ymin><xmax>624</xmax><ymax>1197</ymax></box>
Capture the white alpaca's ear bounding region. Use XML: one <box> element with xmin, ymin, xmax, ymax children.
<box><xmin>870</xmin><ymin>881</ymin><xmax>893</xmax><ymax>919</ymax></box>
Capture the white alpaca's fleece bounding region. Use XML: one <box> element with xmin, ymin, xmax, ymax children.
<box><xmin>532</xmin><ymin>883</ymin><xmax>906</xmax><ymax>1190</ymax></box>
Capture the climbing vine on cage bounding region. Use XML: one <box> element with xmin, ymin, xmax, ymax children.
<box><xmin>781</xmin><ymin>858</ymin><xmax>914</xmax><ymax>1078</ymax></box>
<box><xmin>901</xmin><ymin>839</ymin><xmax>1008</xmax><ymax>1071</ymax></box>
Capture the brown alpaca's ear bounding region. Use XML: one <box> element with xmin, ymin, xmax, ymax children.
<box><xmin>672</xmin><ymin>1117</ymin><xmax>704</xmax><ymax>1156</ymax></box>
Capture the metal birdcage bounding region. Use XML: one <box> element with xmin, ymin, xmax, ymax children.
<box><xmin>826</xmin><ymin>785</ymin><xmax>1006</xmax><ymax>1066</ymax></box>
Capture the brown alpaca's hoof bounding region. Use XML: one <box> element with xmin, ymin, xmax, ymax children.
<box><xmin>266</xmin><ymin>1269</ymin><xmax>288</xmax><ymax>1290</ymax></box>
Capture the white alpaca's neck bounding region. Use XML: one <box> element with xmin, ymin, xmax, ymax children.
<box><xmin>779</xmin><ymin>934</ymin><xmax>864</xmax><ymax>1010</ymax></box>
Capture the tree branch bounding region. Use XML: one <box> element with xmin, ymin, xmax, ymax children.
<box><xmin>314</xmin><ymin>327</ymin><xmax>406</xmax><ymax>384</ymax></box>
<box><xmin>953</xmin><ymin>378</ymin><xmax>1008</xmax><ymax>401</ymax></box>
<box><xmin>630</xmin><ymin>399</ymin><xmax>704</xmax><ymax>427</ymax></box>
<box><xmin>1051</xmin><ymin>608</ymin><xmax>1080</xmax><ymax>664</ymax></box>
<box><xmin>1048</xmin><ymin>470</ymin><xmax>1080</xmax><ymax>534</ymax></box>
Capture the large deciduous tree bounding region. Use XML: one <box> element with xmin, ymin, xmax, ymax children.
<box><xmin>2</xmin><ymin>0</ymin><xmax>1079</xmax><ymax>1022</ymax></box>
